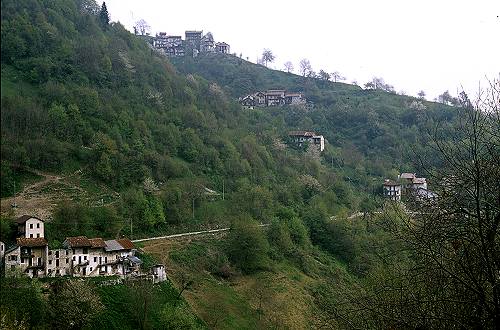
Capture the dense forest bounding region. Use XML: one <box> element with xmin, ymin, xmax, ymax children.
<box><xmin>1</xmin><ymin>0</ymin><xmax>498</xmax><ymax>329</ymax></box>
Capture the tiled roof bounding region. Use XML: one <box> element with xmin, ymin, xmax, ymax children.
<box><xmin>400</xmin><ymin>173</ymin><xmax>416</xmax><ymax>179</ymax></box>
<box><xmin>64</xmin><ymin>236</ymin><xmax>92</xmax><ymax>248</ymax></box>
<box><xmin>117</xmin><ymin>238</ymin><xmax>135</xmax><ymax>250</ymax></box>
<box><xmin>289</xmin><ymin>131</ymin><xmax>315</xmax><ymax>137</ymax></box>
<box><xmin>15</xmin><ymin>215</ymin><xmax>43</xmax><ymax>224</ymax></box>
<box><xmin>383</xmin><ymin>180</ymin><xmax>401</xmax><ymax>186</ymax></box>
<box><xmin>17</xmin><ymin>237</ymin><xmax>47</xmax><ymax>247</ymax></box>
<box><xmin>104</xmin><ymin>240</ymin><xmax>123</xmax><ymax>252</ymax></box>
<box><xmin>89</xmin><ymin>238</ymin><xmax>106</xmax><ymax>248</ymax></box>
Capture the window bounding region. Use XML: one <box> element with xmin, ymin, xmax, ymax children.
<box><xmin>36</xmin><ymin>223</ymin><xmax>40</xmax><ymax>228</ymax></box>
<box><xmin>83</xmin><ymin>248</ymin><xmax>88</xmax><ymax>254</ymax></box>
<box><xmin>49</xmin><ymin>260</ymin><xmax>52</xmax><ymax>265</ymax></box>
<box><xmin>105</xmin><ymin>257</ymin><xmax>108</xmax><ymax>263</ymax></box>
<box><xmin>90</xmin><ymin>267</ymin><xmax>93</xmax><ymax>271</ymax></box>
<box><xmin>72</xmin><ymin>256</ymin><xmax>76</xmax><ymax>261</ymax></box>
<box><xmin>36</xmin><ymin>234</ymin><xmax>40</xmax><ymax>238</ymax></box>
<box><xmin>30</xmin><ymin>223</ymin><xmax>33</xmax><ymax>229</ymax></box>
<box><xmin>48</xmin><ymin>251</ymin><xmax>52</xmax><ymax>255</ymax></box>
<box><xmin>56</xmin><ymin>269</ymin><xmax>60</xmax><ymax>275</ymax></box>
<box><xmin>55</xmin><ymin>251</ymin><xmax>59</xmax><ymax>258</ymax></box>
<box><xmin>30</xmin><ymin>234</ymin><xmax>33</xmax><ymax>238</ymax></box>
<box><xmin>66</xmin><ymin>258</ymin><xmax>69</xmax><ymax>264</ymax></box>
<box><xmin>94</xmin><ymin>257</ymin><xmax>97</xmax><ymax>262</ymax></box>
<box><xmin>84</xmin><ymin>256</ymin><xmax>87</xmax><ymax>261</ymax></box>
<box><xmin>56</xmin><ymin>260</ymin><xmax>59</xmax><ymax>267</ymax></box>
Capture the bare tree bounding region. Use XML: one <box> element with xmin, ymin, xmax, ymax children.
<box><xmin>261</xmin><ymin>49</ymin><xmax>275</xmax><ymax>67</ymax></box>
<box><xmin>318</xmin><ymin>70</ymin><xmax>331</xmax><ymax>81</ymax></box>
<box><xmin>331</xmin><ymin>71</ymin><xmax>346</xmax><ymax>83</ymax></box>
<box><xmin>418</xmin><ymin>90</ymin><xmax>426</xmax><ymax>99</ymax></box>
<box><xmin>299</xmin><ymin>59</ymin><xmax>312</xmax><ymax>77</ymax></box>
<box><xmin>134</xmin><ymin>19</ymin><xmax>151</xmax><ymax>36</ymax></box>
<box><xmin>284</xmin><ymin>61</ymin><xmax>294</xmax><ymax>73</ymax></box>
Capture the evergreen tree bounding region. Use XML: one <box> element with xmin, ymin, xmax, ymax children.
<box><xmin>99</xmin><ymin>2</ymin><xmax>110</xmax><ymax>28</ymax></box>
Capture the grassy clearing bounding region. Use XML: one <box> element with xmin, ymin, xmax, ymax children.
<box><xmin>142</xmin><ymin>235</ymin><xmax>357</xmax><ymax>329</ymax></box>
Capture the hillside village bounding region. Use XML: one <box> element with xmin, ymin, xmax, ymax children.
<box><xmin>145</xmin><ymin>30</ymin><xmax>230</xmax><ymax>57</ymax></box>
<box><xmin>0</xmin><ymin>215</ymin><xmax>166</xmax><ymax>282</ymax></box>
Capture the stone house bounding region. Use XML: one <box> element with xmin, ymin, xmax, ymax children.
<box><xmin>383</xmin><ymin>179</ymin><xmax>402</xmax><ymax>201</ymax></box>
<box><xmin>215</xmin><ymin>42</ymin><xmax>230</xmax><ymax>54</ymax></box>
<box><xmin>200</xmin><ymin>33</ymin><xmax>215</xmax><ymax>53</ymax></box>
<box><xmin>5</xmin><ymin>237</ymin><xmax>48</xmax><ymax>278</ymax></box>
<box><xmin>16</xmin><ymin>215</ymin><xmax>44</xmax><ymax>238</ymax></box>
<box><xmin>185</xmin><ymin>30</ymin><xmax>203</xmax><ymax>50</ymax></box>
<box><xmin>288</xmin><ymin>131</ymin><xmax>325</xmax><ymax>152</ymax></box>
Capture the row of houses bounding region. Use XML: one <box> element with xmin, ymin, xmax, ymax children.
<box><xmin>0</xmin><ymin>216</ymin><xmax>166</xmax><ymax>282</ymax></box>
<box><xmin>153</xmin><ymin>30</ymin><xmax>230</xmax><ymax>57</ymax></box>
<box><xmin>383</xmin><ymin>172</ymin><xmax>437</xmax><ymax>201</ymax></box>
<box><xmin>239</xmin><ymin>90</ymin><xmax>306</xmax><ymax>108</ymax></box>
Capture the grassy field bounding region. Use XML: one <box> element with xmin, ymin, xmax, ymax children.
<box><xmin>142</xmin><ymin>234</ymin><xmax>357</xmax><ymax>329</ymax></box>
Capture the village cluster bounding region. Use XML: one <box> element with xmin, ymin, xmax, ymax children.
<box><xmin>0</xmin><ymin>215</ymin><xmax>166</xmax><ymax>282</ymax></box>
<box><xmin>239</xmin><ymin>90</ymin><xmax>307</xmax><ymax>108</ymax></box>
<box><xmin>383</xmin><ymin>172</ymin><xmax>437</xmax><ymax>201</ymax></box>
<box><xmin>151</xmin><ymin>30</ymin><xmax>230</xmax><ymax>57</ymax></box>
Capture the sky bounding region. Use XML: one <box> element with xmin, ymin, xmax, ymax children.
<box><xmin>102</xmin><ymin>0</ymin><xmax>499</xmax><ymax>99</ymax></box>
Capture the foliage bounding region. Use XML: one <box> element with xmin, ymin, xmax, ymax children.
<box><xmin>226</xmin><ymin>217</ymin><xmax>270</xmax><ymax>274</ymax></box>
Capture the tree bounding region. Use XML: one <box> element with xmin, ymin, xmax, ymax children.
<box><xmin>99</xmin><ymin>2</ymin><xmax>110</xmax><ymax>29</ymax></box>
<box><xmin>284</xmin><ymin>61</ymin><xmax>294</xmax><ymax>73</ymax></box>
<box><xmin>364</xmin><ymin>77</ymin><xmax>394</xmax><ymax>92</ymax></box>
<box><xmin>318</xmin><ymin>70</ymin><xmax>331</xmax><ymax>81</ymax></box>
<box><xmin>133</xmin><ymin>19</ymin><xmax>150</xmax><ymax>36</ymax></box>
<box><xmin>417</xmin><ymin>90</ymin><xmax>426</xmax><ymax>99</ymax></box>
<box><xmin>261</xmin><ymin>49</ymin><xmax>275</xmax><ymax>67</ymax></box>
<box><xmin>437</xmin><ymin>90</ymin><xmax>460</xmax><ymax>105</ymax></box>
<box><xmin>331</xmin><ymin>71</ymin><xmax>345</xmax><ymax>83</ymax></box>
<box><xmin>338</xmin><ymin>80</ymin><xmax>500</xmax><ymax>329</ymax></box>
<box><xmin>49</xmin><ymin>279</ymin><xmax>104</xmax><ymax>329</ymax></box>
<box><xmin>299</xmin><ymin>58</ymin><xmax>312</xmax><ymax>77</ymax></box>
<box><xmin>227</xmin><ymin>217</ymin><xmax>270</xmax><ymax>273</ymax></box>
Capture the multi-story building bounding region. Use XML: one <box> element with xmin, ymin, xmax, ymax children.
<box><xmin>185</xmin><ymin>30</ymin><xmax>203</xmax><ymax>50</ymax></box>
<box><xmin>16</xmin><ymin>215</ymin><xmax>44</xmax><ymax>238</ymax></box>
<box><xmin>383</xmin><ymin>180</ymin><xmax>402</xmax><ymax>201</ymax></box>
<box><xmin>3</xmin><ymin>215</ymin><xmax>157</xmax><ymax>280</ymax></box>
<box><xmin>5</xmin><ymin>237</ymin><xmax>48</xmax><ymax>278</ymax></box>
<box><xmin>288</xmin><ymin>131</ymin><xmax>325</xmax><ymax>152</ymax></box>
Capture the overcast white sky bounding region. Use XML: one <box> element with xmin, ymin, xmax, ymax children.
<box><xmin>103</xmin><ymin>0</ymin><xmax>499</xmax><ymax>99</ymax></box>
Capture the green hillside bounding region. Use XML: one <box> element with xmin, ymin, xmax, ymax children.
<box><xmin>3</xmin><ymin>0</ymin><xmax>495</xmax><ymax>329</ymax></box>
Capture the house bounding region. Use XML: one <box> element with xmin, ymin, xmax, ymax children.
<box><xmin>411</xmin><ymin>177</ymin><xmax>427</xmax><ymax>190</ymax></box>
<box><xmin>200</xmin><ymin>32</ymin><xmax>215</xmax><ymax>53</ymax></box>
<box><xmin>288</xmin><ymin>131</ymin><xmax>325</xmax><ymax>152</ymax></box>
<box><xmin>215</xmin><ymin>42</ymin><xmax>230</xmax><ymax>54</ymax></box>
<box><xmin>383</xmin><ymin>179</ymin><xmax>402</xmax><ymax>201</ymax></box>
<box><xmin>266</xmin><ymin>90</ymin><xmax>286</xmax><ymax>106</ymax></box>
<box><xmin>16</xmin><ymin>215</ymin><xmax>44</xmax><ymax>238</ymax></box>
<box><xmin>284</xmin><ymin>92</ymin><xmax>306</xmax><ymax>105</ymax></box>
<box><xmin>185</xmin><ymin>30</ymin><xmax>203</xmax><ymax>50</ymax></box>
<box><xmin>5</xmin><ymin>237</ymin><xmax>48</xmax><ymax>278</ymax></box>
<box><xmin>151</xmin><ymin>264</ymin><xmax>167</xmax><ymax>283</ymax></box>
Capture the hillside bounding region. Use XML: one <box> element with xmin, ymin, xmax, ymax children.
<box><xmin>1</xmin><ymin>0</ymin><xmax>486</xmax><ymax>329</ymax></box>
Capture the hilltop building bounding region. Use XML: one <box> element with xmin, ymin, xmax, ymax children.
<box><xmin>239</xmin><ymin>90</ymin><xmax>306</xmax><ymax>108</ymax></box>
<box><xmin>288</xmin><ymin>131</ymin><xmax>325</xmax><ymax>152</ymax></box>
<box><xmin>151</xmin><ymin>30</ymin><xmax>230</xmax><ymax>57</ymax></box>
<box><xmin>3</xmin><ymin>215</ymin><xmax>166</xmax><ymax>282</ymax></box>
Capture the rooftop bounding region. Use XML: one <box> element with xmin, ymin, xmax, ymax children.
<box><xmin>64</xmin><ymin>236</ymin><xmax>92</xmax><ymax>248</ymax></box>
<box><xmin>15</xmin><ymin>215</ymin><xmax>43</xmax><ymax>224</ymax></box>
<box><xmin>89</xmin><ymin>238</ymin><xmax>106</xmax><ymax>248</ymax></box>
<box><xmin>289</xmin><ymin>130</ymin><xmax>316</xmax><ymax>137</ymax></box>
<box><xmin>17</xmin><ymin>237</ymin><xmax>48</xmax><ymax>247</ymax></box>
<box><xmin>400</xmin><ymin>173</ymin><xmax>416</xmax><ymax>180</ymax></box>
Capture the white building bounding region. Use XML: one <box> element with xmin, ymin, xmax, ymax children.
<box><xmin>16</xmin><ymin>215</ymin><xmax>44</xmax><ymax>238</ymax></box>
<box><xmin>383</xmin><ymin>179</ymin><xmax>402</xmax><ymax>201</ymax></box>
<box><xmin>288</xmin><ymin>131</ymin><xmax>325</xmax><ymax>152</ymax></box>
